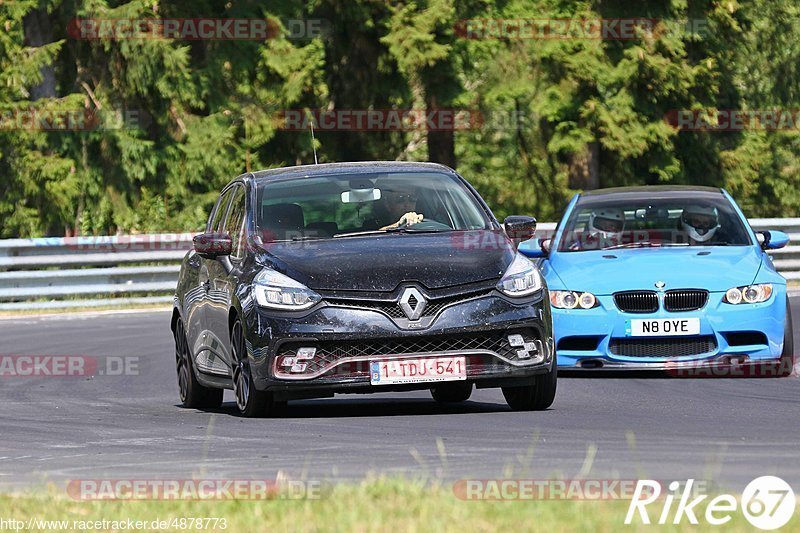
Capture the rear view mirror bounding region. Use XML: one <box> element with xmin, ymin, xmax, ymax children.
<box><xmin>504</xmin><ymin>216</ymin><xmax>537</xmax><ymax>246</ymax></box>
<box><xmin>193</xmin><ymin>232</ymin><xmax>232</xmax><ymax>258</ymax></box>
<box><xmin>756</xmin><ymin>230</ymin><xmax>790</xmax><ymax>250</ymax></box>
<box><xmin>341</xmin><ymin>188</ymin><xmax>381</xmax><ymax>203</ymax></box>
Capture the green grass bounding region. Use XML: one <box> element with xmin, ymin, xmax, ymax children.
<box><xmin>0</xmin><ymin>478</ymin><xmax>794</xmax><ymax>532</ymax></box>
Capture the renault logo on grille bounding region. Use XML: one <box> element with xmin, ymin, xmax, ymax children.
<box><xmin>399</xmin><ymin>287</ymin><xmax>427</xmax><ymax>321</ymax></box>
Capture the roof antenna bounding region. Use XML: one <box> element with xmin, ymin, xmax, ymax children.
<box><xmin>308</xmin><ymin>110</ymin><xmax>318</xmax><ymax>165</ymax></box>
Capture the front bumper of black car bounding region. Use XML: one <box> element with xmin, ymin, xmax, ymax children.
<box><xmin>240</xmin><ymin>290</ymin><xmax>553</xmax><ymax>400</ymax></box>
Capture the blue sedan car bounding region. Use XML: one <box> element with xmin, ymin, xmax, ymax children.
<box><xmin>520</xmin><ymin>186</ymin><xmax>794</xmax><ymax>376</ymax></box>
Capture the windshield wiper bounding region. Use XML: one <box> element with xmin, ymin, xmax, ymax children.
<box><xmin>333</xmin><ymin>230</ymin><xmax>388</xmax><ymax>238</ymax></box>
<box><xmin>604</xmin><ymin>241</ymin><xmax>690</xmax><ymax>250</ymax></box>
<box><xmin>260</xmin><ymin>235</ymin><xmax>326</xmax><ymax>244</ymax></box>
<box><xmin>384</xmin><ymin>226</ymin><xmax>449</xmax><ymax>234</ymax></box>
<box><xmin>334</xmin><ymin>227</ymin><xmax>448</xmax><ymax>238</ymax></box>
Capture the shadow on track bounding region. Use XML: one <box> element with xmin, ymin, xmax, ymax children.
<box><xmin>177</xmin><ymin>397</ymin><xmax>522</xmax><ymax>418</ymax></box>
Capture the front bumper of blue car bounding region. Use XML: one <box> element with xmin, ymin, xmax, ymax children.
<box><xmin>554</xmin><ymin>285</ymin><xmax>787</xmax><ymax>371</ymax></box>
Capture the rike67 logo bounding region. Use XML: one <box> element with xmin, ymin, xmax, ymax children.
<box><xmin>626</xmin><ymin>476</ymin><xmax>795</xmax><ymax>530</ymax></box>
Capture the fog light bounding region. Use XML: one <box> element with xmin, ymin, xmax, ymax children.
<box><xmin>508</xmin><ymin>334</ymin><xmax>541</xmax><ymax>361</ymax></box>
<box><xmin>508</xmin><ymin>334</ymin><xmax>525</xmax><ymax>347</ymax></box>
<box><xmin>290</xmin><ymin>362</ymin><xmax>308</xmax><ymax>373</ymax></box>
<box><xmin>296</xmin><ymin>347</ymin><xmax>317</xmax><ymax>360</ymax></box>
<box><xmin>281</xmin><ymin>356</ymin><xmax>296</xmax><ymax>367</ymax></box>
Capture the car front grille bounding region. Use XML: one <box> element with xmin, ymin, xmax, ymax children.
<box><xmin>608</xmin><ymin>336</ymin><xmax>717</xmax><ymax>358</ymax></box>
<box><xmin>274</xmin><ymin>328</ymin><xmax>543</xmax><ymax>378</ymax></box>
<box><xmin>664</xmin><ymin>290</ymin><xmax>708</xmax><ymax>312</ymax></box>
<box><xmin>324</xmin><ymin>289</ymin><xmax>494</xmax><ymax>320</ymax></box>
<box><xmin>614</xmin><ymin>289</ymin><xmax>709</xmax><ymax>313</ymax></box>
<box><xmin>613</xmin><ymin>291</ymin><xmax>659</xmax><ymax>313</ymax></box>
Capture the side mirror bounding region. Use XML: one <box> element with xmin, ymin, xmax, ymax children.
<box><xmin>193</xmin><ymin>232</ymin><xmax>232</xmax><ymax>258</ymax></box>
<box><xmin>756</xmin><ymin>230</ymin><xmax>790</xmax><ymax>250</ymax></box>
<box><xmin>519</xmin><ymin>238</ymin><xmax>551</xmax><ymax>258</ymax></box>
<box><xmin>504</xmin><ymin>216</ymin><xmax>537</xmax><ymax>247</ymax></box>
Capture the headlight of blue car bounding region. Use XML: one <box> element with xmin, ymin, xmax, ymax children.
<box><xmin>723</xmin><ymin>283</ymin><xmax>773</xmax><ymax>305</ymax></box>
<box><xmin>550</xmin><ymin>290</ymin><xmax>598</xmax><ymax>309</ymax></box>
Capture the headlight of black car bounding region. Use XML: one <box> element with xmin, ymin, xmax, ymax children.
<box><xmin>497</xmin><ymin>253</ymin><xmax>544</xmax><ymax>297</ymax></box>
<box><xmin>253</xmin><ymin>269</ymin><xmax>322</xmax><ymax>310</ymax></box>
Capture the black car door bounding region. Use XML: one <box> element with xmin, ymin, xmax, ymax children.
<box><xmin>192</xmin><ymin>186</ymin><xmax>234</xmax><ymax>373</ymax></box>
<box><xmin>205</xmin><ymin>183</ymin><xmax>247</xmax><ymax>372</ymax></box>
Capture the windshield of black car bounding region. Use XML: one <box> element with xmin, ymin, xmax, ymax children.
<box><xmin>556</xmin><ymin>195</ymin><xmax>752</xmax><ymax>252</ymax></box>
<box><xmin>255</xmin><ymin>172</ymin><xmax>490</xmax><ymax>242</ymax></box>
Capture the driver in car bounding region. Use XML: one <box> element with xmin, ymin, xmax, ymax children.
<box><xmin>680</xmin><ymin>205</ymin><xmax>721</xmax><ymax>245</ymax></box>
<box><xmin>377</xmin><ymin>185</ymin><xmax>424</xmax><ymax>230</ymax></box>
<box><xmin>571</xmin><ymin>207</ymin><xmax>626</xmax><ymax>250</ymax></box>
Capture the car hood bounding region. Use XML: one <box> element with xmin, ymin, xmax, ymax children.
<box><xmin>255</xmin><ymin>230</ymin><xmax>515</xmax><ymax>292</ymax></box>
<box><xmin>548</xmin><ymin>246</ymin><xmax>762</xmax><ymax>294</ymax></box>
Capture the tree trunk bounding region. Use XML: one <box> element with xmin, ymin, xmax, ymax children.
<box><xmin>23</xmin><ymin>7</ymin><xmax>56</xmax><ymax>100</ymax></box>
<box><xmin>425</xmin><ymin>95</ymin><xmax>457</xmax><ymax>169</ymax></box>
<box><xmin>568</xmin><ymin>142</ymin><xmax>600</xmax><ymax>190</ymax></box>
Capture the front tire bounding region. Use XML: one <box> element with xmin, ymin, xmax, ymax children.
<box><xmin>174</xmin><ymin>319</ymin><xmax>223</xmax><ymax>409</ymax></box>
<box><xmin>502</xmin><ymin>360</ymin><xmax>557</xmax><ymax>411</ymax></box>
<box><xmin>431</xmin><ymin>381</ymin><xmax>472</xmax><ymax>403</ymax></box>
<box><xmin>231</xmin><ymin>318</ymin><xmax>275</xmax><ymax>417</ymax></box>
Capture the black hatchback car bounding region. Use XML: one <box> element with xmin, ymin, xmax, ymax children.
<box><xmin>171</xmin><ymin>162</ymin><xmax>555</xmax><ymax>416</ymax></box>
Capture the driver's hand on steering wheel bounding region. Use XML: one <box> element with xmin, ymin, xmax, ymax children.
<box><xmin>382</xmin><ymin>212</ymin><xmax>423</xmax><ymax>230</ymax></box>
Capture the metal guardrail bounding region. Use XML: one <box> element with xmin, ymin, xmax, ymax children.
<box><xmin>0</xmin><ymin>234</ymin><xmax>193</xmax><ymax>310</ymax></box>
<box><xmin>0</xmin><ymin>221</ymin><xmax>797</xmax><ymax>310</ymax></box>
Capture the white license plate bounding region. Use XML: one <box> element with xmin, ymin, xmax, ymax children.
<box><xmin>628</xmin><ymin>318</ymin><xmax>700</xmax><ymax>337</ymax></box>
<box><xmin>370</xmin><ymin>356</ymin><xmax>466</xmax><ymax>385</ymax></box>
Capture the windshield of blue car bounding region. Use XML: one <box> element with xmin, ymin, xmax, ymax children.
<box><xmin>556</xmin><ymin>196</ymin><xmax>753</xmax><ymax>252</ymax></box>
<box><xmin>255</xmin><ymin>172</ymin><xmax>490</xmax><ymax>242</ymax></box>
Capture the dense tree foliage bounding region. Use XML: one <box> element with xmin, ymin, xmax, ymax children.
<box><xmin>1</xmin><ymin>0</ymin><xmax>798</xmax><ymax>237</ymax></box>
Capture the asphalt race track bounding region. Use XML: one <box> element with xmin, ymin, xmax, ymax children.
<box><xmin>1</xmin><ymin>296</ymin><xmax>798</xmax><ymax>492</ymax></box>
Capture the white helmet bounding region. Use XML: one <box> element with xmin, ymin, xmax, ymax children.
<box><xmin>681</xmin><ymin>205</ymin><xmax>719</xmax><ymax>242</ymax></box>
<box><xmin>588</xmin><ymin>208</ymin><xmax>625</xmax><ymax>239</ymax></box>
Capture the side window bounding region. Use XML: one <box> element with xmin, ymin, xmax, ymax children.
<box><xmin>224</xmin><ymin>185</ymin><xmax>247</xmax><ymax>258</ymax></box>
<box><xmin>208</xmin><ymin>188</ymin><xmax>234</xmax><ymax>233</ymax></box>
